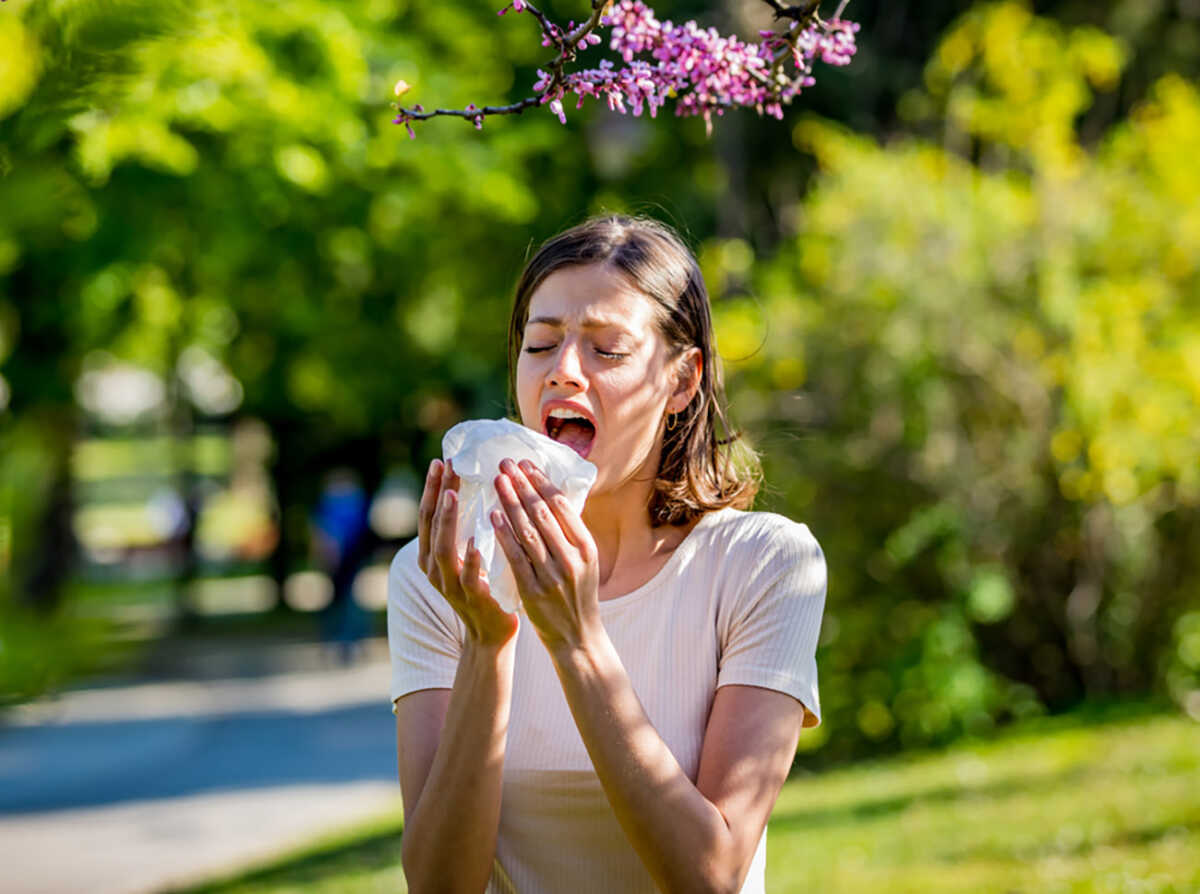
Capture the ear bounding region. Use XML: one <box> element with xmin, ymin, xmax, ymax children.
<box><xmin>668</xmin><ymin>347</ymin><xmax>703</xmax><ymax>414</ymax></box>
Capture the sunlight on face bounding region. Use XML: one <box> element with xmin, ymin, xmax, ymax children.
<box><xmin>516</xmin><ymin>263</ymin><xmax>677</xmax><ymax>497</ymax></box>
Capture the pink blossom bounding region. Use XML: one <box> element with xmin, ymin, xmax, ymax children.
<box><xmin>407</xmin><ymin>0</ymin><xmax>859</xmax><ymax>136</ymax></box>
<box><xmin>393</xmin><ymin>113</ymin><xmax>417</xmax><ymax>139</ymax></box>
<box><xmin>558</xmin><ymin>1</ymin><xmax>857</xmax><ymax>128</ymax></box>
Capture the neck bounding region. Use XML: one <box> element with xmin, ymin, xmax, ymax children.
<box><xmin>581</xmin><ymin>468</ymin><xmax>668</xmax><ymax>589</ymax></box>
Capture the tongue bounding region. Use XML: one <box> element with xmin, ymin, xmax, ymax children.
<box><xmin>552</xmin><ymin>420</ymin><xmax>595</xmax><ymax>456</ymax></box>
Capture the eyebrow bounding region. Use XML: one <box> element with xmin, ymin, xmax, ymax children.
<box><xmin>525</xmin><ymin>315</ymin><xmax>632</xmax><ymax>333</ymax></box>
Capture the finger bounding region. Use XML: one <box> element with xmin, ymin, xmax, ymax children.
<box><xmin>491</xmin><ymin>507</ymin><xmax>540</xmax><ymax>595</ymax></box>
<box><xmin>432</xmin><ymin>487</ymin><xmax>462</xmax><ymax>585</ymax></box>
<box><xmin>439</xmin><ymin>459</ymin><xmax>463</xmax><ymax>572</ymax></box>
<box><xmin>495</xmin><ymin>464</ymin><xmax>550</xmax><ymax>572</ymax></box>
<box><xmin>518</xmin><ymin>459</ymin><xmax>597</xmax><ymax>563</ymax></box>
<box><xmin>508</xmin><ymin>461</ymin><xmax>576</xmax><ymax>570</ymax></box>
<box><xmin>417</xmin><ymin>459</ymin><xmax>444</xmax><ymax>574</ymax></box>
<box><xmin>456</xmin><ymin>537</ymin><xmax>485</xmax><ymax>640</ymax></box>
<box><xmin>461</xmin><ymin>536</ymin><xmax>517</xmax><ymax>622</ymax></box>
<box><xmin>459</xmin><ymin>536</ymin><xmax>489</xmax><ymax>599</ymax></box>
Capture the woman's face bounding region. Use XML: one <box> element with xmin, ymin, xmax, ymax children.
<box><xmin>516</xmin><ymin>263</ymin><xmax>682</xmax><ymax>496</ymax></box>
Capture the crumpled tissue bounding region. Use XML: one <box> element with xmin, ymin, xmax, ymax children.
<box><xmin>442</xmin><ymin>418</ymin><xmax>597</xmax><ymax>612</ymax></box>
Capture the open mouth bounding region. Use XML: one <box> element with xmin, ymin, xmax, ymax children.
<box><xmin>545</xmin><ymin>414</ymin><xmax>596</xmax><ymax>459</ymax></box>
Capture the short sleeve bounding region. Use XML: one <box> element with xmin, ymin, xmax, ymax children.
<box><xmin>716</xmin><ymin>520</ymin><xmax>827</xmax><ymax>728</ymax></box>
<box><xmin>387</xmin><ymin>539</ymin><xmax>465</xmax><ymax>714</ymax></box>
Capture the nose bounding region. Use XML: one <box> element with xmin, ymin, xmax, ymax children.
<box><xmin>547</xmin><ymin>338</ymin><xmax>585</xmax><ymax>389</ymax></box>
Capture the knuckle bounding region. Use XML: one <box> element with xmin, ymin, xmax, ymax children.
<box><xmin>551</xmin><ymin>495</ymin><xmax>571</xmax><ymax>515</ymax></box>
<box><xmin>533</xmin><ymin>503</ymin><xmax>555</xmax><ymax>526</ymax></box>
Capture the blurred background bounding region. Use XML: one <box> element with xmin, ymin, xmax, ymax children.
<box><xmin>1</xmin><ymin>0</ymin><xmax>1198</xmax><ymax>891</ymax></box>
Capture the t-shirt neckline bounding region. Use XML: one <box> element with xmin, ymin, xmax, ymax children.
<box><xmin>596</xmin><ymin>507</ymin><xmax>733</xmax><ymax>611</ymax></box>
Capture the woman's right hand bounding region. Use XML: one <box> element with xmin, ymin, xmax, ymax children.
<box><xmin>418</xmin><ymin>459</ymin><xmax>519</xmax><ymax>648</ymax></box>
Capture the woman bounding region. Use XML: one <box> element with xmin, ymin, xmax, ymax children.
<box><xmin>388</xmin><ymin>215</ymin><xmax>826</xmax><ymax>893</ymax></box>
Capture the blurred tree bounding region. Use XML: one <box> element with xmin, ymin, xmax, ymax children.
<box><xmin>0</xmin><ymin>0</ymin><xmax>577</xmax><ymax>615</ymax></box>
<box><xmin>723</xmin><ymin>1</ymin><xmax>1200</xmax><ymax>757</ymax></box>
<box><xmin>683</xmin><ymin>0</ymin><xmax>1200</xmax><ymax>256</ymax></box>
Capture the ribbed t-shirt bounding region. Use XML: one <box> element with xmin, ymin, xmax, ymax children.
<box><xmin>388</xmin><ymin>506</ymin><xmax>827</xmax><ymax>893</ymax></box>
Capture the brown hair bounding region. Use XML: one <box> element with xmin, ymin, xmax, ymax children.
<box><xmin>507</xmin><ymin>215</ymin><xmax>760</xmax><ymax>527</ymax></box>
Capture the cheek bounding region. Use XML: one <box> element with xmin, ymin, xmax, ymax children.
<box><xmin>601</xmin><ymin>368</ymin><xmax>669</xmax><ymax>429</ymax></box>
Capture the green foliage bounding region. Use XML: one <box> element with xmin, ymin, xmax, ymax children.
<box><xmin>0</xmin><ymin>0</ymin><xmax>585</xmax><ymax>626</ymax></box>
<box><xmin>721</xmin><ymin>2</ymin><xmax>1200</xmax><ymax>756</ymax></box>
<box><xmin>1165</xmin><ymin>611</ymin><xmax>1200</xmax><ymax>717</ymax></box>
<box><xmin>0</xmin><ymin>600</ymin><xmax>132</xmax><ymax>706</ymax></box>
<box><xmin>1</xmin><ymin>0</ymin><xmax>574</xmax><ymax>422</ymax></box>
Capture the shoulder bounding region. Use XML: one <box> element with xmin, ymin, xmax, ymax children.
<box><xmin>389</xmin><ymin>537</ymin><xmax>423</xmax><ymax>591</ymax></box>
<box><xmin>700</xmin><ymin>511</ymin><xmax>827</xmax><ymax>651</ymax></box>
<box><xmin>387</xmin><ymin>538</ymin><xmax>465</xmax><ymax>643</ymax></box>
<box><xmin>388</xmin><ymin>538</ymin><xmax>444</xmax><ymax>614</ymax></box>
<box><xmin>699</xmin><ymin>508</ymin><xmax>825</xmax><ymax>580</ymax></box>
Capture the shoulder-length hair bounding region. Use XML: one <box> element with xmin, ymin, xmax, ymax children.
<box><xmin>507</xmin><ymin>214</ymin><xmax>760</xmax><ymax>527</ymax></box>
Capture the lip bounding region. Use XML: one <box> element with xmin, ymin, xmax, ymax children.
<box><xmin>540</xmin><ymin>399</ymin><xmax>598</xmax><ymax>450</ymax></box>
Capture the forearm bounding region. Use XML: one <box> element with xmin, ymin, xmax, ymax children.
<box><xmin>552</xmin><ymin>634</ymin><xmax>744</xmax><ymax>894</ymax></box>
<box><xmin>401</xmin><ymin>640</ymin><xmax>514</xmax><ymax>893</ymax></box>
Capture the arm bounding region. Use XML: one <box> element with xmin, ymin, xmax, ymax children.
<box><xmin>396</xmin><ymin>640</ymin><xmax>515</xmax><ymax>894</ymax></box>
<box><xmin>395</xmin><ymin>459</ymin><xmax>520</xmax><ymax>893</ymax></box>
<box><xmin>492</xmin><ymin>459</ymin><xmax>810</xmax><ymax>893</ymax></box>
<box><xmin>555</xmin><ymin>651</ymin><xmax>805</xmax><ymax>894</ymax></box>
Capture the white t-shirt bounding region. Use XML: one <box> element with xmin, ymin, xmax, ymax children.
<box><xmin>388</xmin><ymin>506</ymin><xmax>826</xmax><ymax>893</ymax></box>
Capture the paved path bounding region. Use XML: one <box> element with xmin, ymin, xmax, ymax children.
<box><xmin>0</xmin><ymin>639</ymin><xmax>403</xmax><ymax>894</ymax></box>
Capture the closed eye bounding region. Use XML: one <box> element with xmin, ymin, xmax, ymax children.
<box><xmin>523</xmin><ymin>345</ymin><xmax>627</xmax><ymax>359</ymax></box>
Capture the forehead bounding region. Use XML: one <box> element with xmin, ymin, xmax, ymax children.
<box><xmin>525</xmin><ymin>264</ymin><xmax>658</xmax><ymax>332</ymax></box>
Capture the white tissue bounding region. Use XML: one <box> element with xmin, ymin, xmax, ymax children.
<box><xmin>442</xmin><ymin>418</ymin><xmax>597</xmax><ymax>613</ymax></box>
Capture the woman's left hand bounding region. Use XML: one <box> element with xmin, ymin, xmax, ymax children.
<box><xmin>491</xmin><ymin>458</ymin><xmax>601</xmax><ymax>657</ymax></box>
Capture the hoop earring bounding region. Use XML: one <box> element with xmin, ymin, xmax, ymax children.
<box><xmin>666</xmin><ymin>413</ymin><xmax>677</xmax><ymax>432</ymax></box>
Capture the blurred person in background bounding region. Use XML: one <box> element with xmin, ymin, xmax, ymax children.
<box><xmin>312</xmin><ymin>468</ymin><xmax>372</xmax><ymax>664</ymax></box>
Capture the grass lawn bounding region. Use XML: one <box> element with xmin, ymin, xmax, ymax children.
<box><xmin>177</xmin><ymin>707</ymin><xmax>1200</xmax><ymax>894</ymax></box>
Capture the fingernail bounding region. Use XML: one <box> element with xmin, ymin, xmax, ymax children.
<box><xmin>491</xmin><ymin>509</ymin><xmax>504</xmax><ymax>527</ymax></box>
<box><xmin>519</xmin><ymin>459</ymin><xmax>534</xmax><ymax>474</ymax></box>
<box><xmin>429</xmin><ymin>458</ymin><xmax>440</xmax><ymax>476</ymax></box>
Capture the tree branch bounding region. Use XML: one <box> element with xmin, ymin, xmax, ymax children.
<box><xmin>760</xmin><ymin>0</ymin><xmax>820</xmax><ymax>24</ymax></box>
<box><xmin>392</xmin><ymin>0</ymin><xmax>855</xmax><ymax>136</ymax></box>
